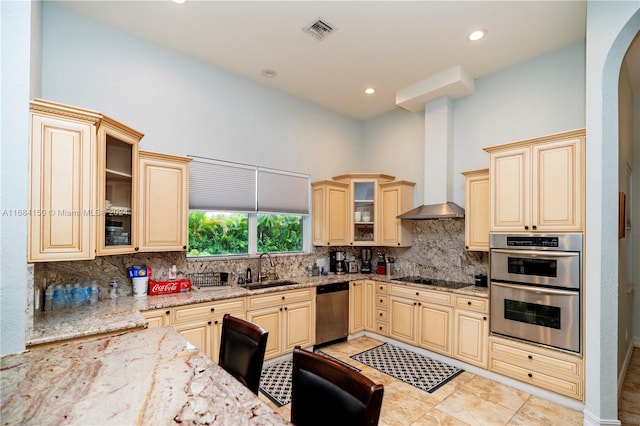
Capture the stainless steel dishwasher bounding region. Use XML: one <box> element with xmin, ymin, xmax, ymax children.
<box><xmin>315</xmin><ymin>281</ymin><xmax>350</xmax><ymax>348</ymax></box>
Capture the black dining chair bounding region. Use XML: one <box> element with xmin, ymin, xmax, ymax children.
<box><xmin>218</xmin><ymin>314</ymin><xmax>269</xmax><ymax>395</ymax></box>
<box><xmin>291</xmin><ymin>346</ymin><xmax>384</xmax><ymax>426</ymax></box>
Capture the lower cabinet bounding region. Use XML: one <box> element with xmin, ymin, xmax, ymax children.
<box><xmin>489</xmin><ymin>335</ymin><xmax>584</xmax><ymax>400</ymax></box>
<box><xmin>349</xmin><ymin>281</ymin><xmax>365</xmax><ymax>334</ymax></box>
<box><xmin>453</xmin><ymin>309</ymin><xmax>488</xmax><ymax>368</ymax></box>
<box><xmin>142</xmin><ymin>308</ymin><xmax>171</xmax><ymax>328</ymax></box>
<box><xmin>246</xmin><ymin>288</ymin><xmax>315</xmax><ymax>360</ymax></box>
<box><xmin>372</xmin><ymin>283</ymin><xmax>389</xmax><ymax>335</ymax></box>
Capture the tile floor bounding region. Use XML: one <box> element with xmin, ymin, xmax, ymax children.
<box><xmin>619</xmin><ymin>347</ymin><xmax>640</xmax><ymax>425</ymax></box>
<box><xmin>259</xmin><ymin>336</ymin><xmax>589</xmax><ymax>425</ymax></box>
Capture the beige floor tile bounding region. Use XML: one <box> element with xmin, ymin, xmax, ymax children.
<box><xmin>386</xmin><ymin>380</ymin><xmax>442</xmax><ymax>407</ymax></box>
<box><xmin>462</xmin><ymin>375</ymin><xmax>530</xmax><ymax>412</ymax></box>
<box><xmin>435</xmin><ymin>389</ymin><xmax>516</xmax><ymax>425</ymax></box>
<box><xmin>411</xmin><ymin>407</ymin><xmax>473</xmax><ymax>425</ymax></box>
<box><xmin>274</xmin><ymin>402</ymin><xmax>291</xmax><ymax>422</ymax></box>
<box><xmin>513</xmin><ymin>395</ymin><xmax>583</xmax><ymax>426</ymax></box>
<box><xmin>379</xmin><ymin>386</ymin><xmax>432</xmax><ymax>425</ymax></box>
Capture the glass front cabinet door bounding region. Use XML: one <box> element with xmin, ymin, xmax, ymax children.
<box><xmin>96</xmin><ymin>117</ymin><xmax>143</xmax><ymax>255</ymax></box>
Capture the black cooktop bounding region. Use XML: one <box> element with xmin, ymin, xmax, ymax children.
<box><xmin>393</xmin><ymin>276</ymin><xmax>472</xmax><ymax>290</ymax></box>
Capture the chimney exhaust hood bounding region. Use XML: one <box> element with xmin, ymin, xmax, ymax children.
<box><xmin>395</xmin><ymin>66</ymin><xmax>474</xmax><ymax>220</ymax></box>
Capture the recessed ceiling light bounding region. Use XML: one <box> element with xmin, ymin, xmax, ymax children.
<box><xmin>262</xmin><ymin>69</ymin><xmax>278</xmax><ymax>78</ymax></box>
<box><xmin>364</xmin><ymin>88</ymin><xmax>376</xmax><ymax>95</ymax></box>
<box><xmin>468</xmin><ymin>29</ymin><xmax>487</xmax><ymax>41</ymax></box>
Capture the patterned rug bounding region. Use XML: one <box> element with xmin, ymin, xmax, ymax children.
<box><xmin>259</xmin><ymin>350</ymin><xmax>360</xmax><ymax>407</ymax></box>
<box><xmin>350</xmin><ymin>343</ymin><xmax>463</xmax><ymax>393</ymax></box>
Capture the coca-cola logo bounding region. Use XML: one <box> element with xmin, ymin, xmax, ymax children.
<box><xmin>151</xmin><ymin>282</ymin><xmax>178</xmax><ymax>293</ymax></box>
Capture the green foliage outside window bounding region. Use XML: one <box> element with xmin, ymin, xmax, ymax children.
<box><xmin>188</xmin><ymin>212</ymin><xmax>248</xmax><ymax>256</ymax></box>
<box><xmin>188</xmin><ymin>211</ymin><xmax>303</xmax><ymax>257</ymax></box>
<box><xmin>257</xmin><ymin>214</ymin><xmax>303</xmax><ymax>253</ymax></box>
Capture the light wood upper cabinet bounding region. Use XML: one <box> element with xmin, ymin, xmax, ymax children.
<box><xmin>96</xmin><ymin>117</ymin><xmax>143</xmax><ymax>256</ymax></box>
<box><xmin>28</xmin><ymin>100</ymin><xmax>101</xmax><ymax>262</ymax></box>
<box><xmin>461</xmin><ymin>169</ymin><xmax>489</xmax><ymax>252</ymax></box>
<box><xmin>485</xmin><ymin>129</ymin><xmax>584</xmax><ymax>232</ymax></box>
<box><xmin>311</xmin><ymin>180</ymin><xmax>349</xmax><ymax>246</ymax></box>
<box><xmin>138</xmin><ymin>151</ymin><xmax>191</xmax><ymax>252</ymax></box>
<box><xmin>379</xmin><ymin>181</ymin><xmax>415</xmax><ymax>247</ymax></box>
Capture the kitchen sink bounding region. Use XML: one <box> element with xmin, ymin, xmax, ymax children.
<box><xmin>244</xmin><ymin>280</ymin><xmax>299</xmax><ymax>290</ymax></box>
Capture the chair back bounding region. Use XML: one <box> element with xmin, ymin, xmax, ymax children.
<box><xmin>291</xmin><ymin>346</ymin><xmax>384</xmax><ymax>426</ymax></box>
<box><xmin>218</xmin><ymin>314</ymin><xmax>269</xmax><ymax>395</ymax></box>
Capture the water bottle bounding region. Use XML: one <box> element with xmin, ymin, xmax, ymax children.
<box><xmin>89</xmin><ymin>281</ymin><xmax>100</xmax><ymax>304</ymax></box>
<box><xmin>52</xmin><ymin>284</ymin><xmax>65</xmax><ymax>310</ymax></box>
<box><xmin>71</xmin><ymin>283</ymin><xmax>83</xmax><ymax>308</ymax></box>
<box><xmin>64</xmin><ymin>283</ymin><xmax>73</xmax><ymax>308</ymax></box>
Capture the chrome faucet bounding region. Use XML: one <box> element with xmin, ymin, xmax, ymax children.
<box><xmin>258</xmin><ymin>253</ymin><xmax>275</xmax><ymax>282</ymax></box>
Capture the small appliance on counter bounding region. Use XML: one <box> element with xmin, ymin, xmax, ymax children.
<box><xmin>347</xmin><ymin>258</ymin><xmax>358</xmax><ymax>273</ymax></box>
<box><xmin>474</xmin><ymin>273</ymin><xmax>488</xmax><ymax>287</ymax></box>
<box><xmin>335</xmin><ymin>251</ymin><xmax>347</xmax><ymax>275</ymax></box>
<box><xmin>375</xmin><ymin>252</ymin><xmax>387</xmax><ymax>275</ymax></box>
<box><xmin>360</xmin><ymin>248</ymin><xmax>372</xmax><ymax>273</ymax></box>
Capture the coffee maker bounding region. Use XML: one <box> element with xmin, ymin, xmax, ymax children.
<box><xmin>335</xmin><ymin>251</ymin><xmax>347</xmax><ymax>275</ymax></box>
<box><xmin>360</xmin><ymin>248</ymin><xmax>372</xmax><ymax>273</ymax></box>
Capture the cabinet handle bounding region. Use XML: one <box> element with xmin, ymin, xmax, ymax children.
<box><xmin>165</xmin><ymin>310</ymin><xmax>170</xmax><ymax>315</ymax></box>
<box><xmin>418</xmin><ymin>302</ymin><xmax>422</xmax><ymax>306</ymax></box>
<box><xmin>413</xmin><ymin>302</ymin><xmax>417</xmax><ymax>306</ymax></box>
<box><xmin>183</xmin><ymin>245</ymin><xmax>187</xmax><ymax>250</ymax></box>
<box><xmin>532</xmin><ymin>225</ymin><xmax>537</xmax><ymax>230</ymax></box>
<box><xmin>207</xmin><ymin>321</ymin><xmax>212</xmax><ymax>325</ymax></box>
<box><xmin>467</xmin><ymin>301</ymin><xmax>472</xmax><ymax>305</ymax></box>
<box><xmin>211</xmin><ymin>307</ymin><xmax>215</xmax><ymax>312</ymax></box>
<box><xmin>415</xmin><ymin>292</ymin><xmax>419</xmax><ymax>296</ymax></box>
<box><xmin>282</xmin><ymin>296</ymin><xmax>285</xmax><ymax>300</ymax></box>
<box><xmin>379</xmin><ymin>313</ymin><xmax>383</xmax><ymax>317</ymax></box>
<box><xmin>134</xmin><ymin>247</ymin><xmax>139</xmax><ymax>251</ymax></box>
<box><xmin>528</xmin><ymin>355</ymin><xmax>533</xmax><ymax>360</ymax></box>
<box><xmin>524</xmin><ymin>226</ymin><xmax>529</xmax><ymax>230</ymax></box>
<box><xmin>379</xmin><ymin>286</ymin><xmax>383</xmax><ymax>290</ymax></box>
<box><xmin>397</xmin><ymin>243</ymin><xmax>400</xmax><ymax>246</ymax></box>
<box><xmin>215</xmin><ymin>320</ymin><xmax>219</xmax><ymax>324</ymax></box>
<box><xmin>380</xmin><ymin>299</ymin><xmax>383</xmax><ymax>303</ymax></box>
<box><xmin>379</xmin><ymin>327</ymin><xmax>383</xmax><ymax>330</ymax></box>
<box><xmin>528</xmin><ymin>373</ymin><xmax>533</xmax><ymax>378</ymax></box>
<box><xmin>284</xmin><ymin>307</ymin><xmax>288</xmax><ymax>311</ymax></box>
<box><xmin>280</xmin><ymin>307</ymin><xmax>283</xmax><ymax>311</ymax></box>
<box><xmin>483</xmin><ymin>316</ymin><xmax>487</xmax><ymax>321</ymax></box>
<box><xmin>465</xmin><ymin>245</ymin><xmax>469</xmax><ymax>249</ymax></box>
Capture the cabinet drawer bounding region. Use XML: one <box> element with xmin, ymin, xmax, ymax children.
<box><xmin>173</xmin><ymin>298</ymin><xmax>246</xmax><ymax>323</ymax></box>
<box><xmin>489</xmin><ymin>337</ymin><xmax>582</xmax><ymax>378</ymax></box>
<box><xmin>375</xmin><ymin>322</ymin><xmax>388</xmax><ymax>335</ymax></box>
<box><xmin>390</xmin><ymin>285</ymin><xmax>452</xmax><ymax>306</ymax></box>
<box><xmin>454</xmin><ymin>295</ymin><xmax>488</xmax><ymax>313</ymax></box>
<box><xmin>489</xmin><ymin>358</ymin><xmax>583</xmax><ymax>400</ymax></box>
<box><xmin>376</xmin><ymin>308</ymin><xmax>388</xmax><ymax>322</ymax></box>
<box><xmin>375</xmin><ymin>295</ymin><xmax>389</xmax><ymax>308</ymax></box>
<box><xmin>248</xmin><ymin>288</ymin><xmax>314</xmax><ymax>310</ymax></box>
<box><xmin>375</xmin><ymin>283</ymin><xmax>388</xmax><ymax>294</ymax></box>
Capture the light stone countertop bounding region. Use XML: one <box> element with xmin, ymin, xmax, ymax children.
<box><xmin>28</xmin><ymin>274</ymin><xmax>488</xmax><ymax>347</ymax></box>
<box><xmin>1</xmin><ymin>327</ymin><xmax>289</xmax><ymax>425</ymax></box>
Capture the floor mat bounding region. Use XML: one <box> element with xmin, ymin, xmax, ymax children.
<box><xmin>350</xmin><ymin>342</ymin><xmax>463</xmax><ymax>393</ymax></box>
<box><xmin>259</xmin><ymin>349</ymin><xmax>360</xmax><ymax>407</ymax></box>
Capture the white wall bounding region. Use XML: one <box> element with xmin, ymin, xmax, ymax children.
<box><xmin>634</xmin><ymin>91</ymin><xmax>640</xmax><ymax>345</ymax></box>
<box><xmin>361</xmin><ymin>41</ymin><xmax>586</xmax><ymax>209</ymax></box>
<box><xmin>41</xmin><ymin>4</ymin><xmax>361</xmax><ymax>182</ymax></box>
<box><xmin>0</xmin><ymin>0</ymin><xmax>41</xmax><ymax>355</ymax></box>
<box><xmin>584</xmin><ymin>2</ymin><xmax>640</xmax><ymax>424</ymax></box>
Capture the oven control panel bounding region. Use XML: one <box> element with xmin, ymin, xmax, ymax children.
<box><xmin>506</xmin><ymin>236</ymin><xmax>558</xmax><ymax>248</ymax></box>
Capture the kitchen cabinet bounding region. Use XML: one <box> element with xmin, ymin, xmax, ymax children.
<box><xmin>373</xmin><ymin>283</ymin><xmax>389</xmax><ymax>335</ymax></box>
<box><xmin>311</xmin><ymin>181</ymin><xmax>349</xmax><ymax>246</ymax></box>
<box><xmin>389</xmin><ymin>285</ymin><xmax>453</xmax><ymax>355</ymax></box>
<box><xmin>138</xmin><ymin>151</ymin><xmax>191</xmax><ymax>252</ymax></box>
<box><xmin>28</xmin><ymin>100</ymin><xmax>100</xmax><ymax>262</ymax></box>
<box><xmin>484</xmin><ymin>129</ymin><xmax>585</xmax><ymax>232</ymax></box>
<box><xmin>142</xmin><ymin>308</ymin><xmax>172</xmax><ymax>328</ymax></box>
<box><xmin>349</xmin><ymin>279</ymin><xmax>376</xmax><ymax>334</ymax></box>
<box><xmin>461</xmin><ymin>169</ymin><xmax>489</xmax><ymax>252</ymax></box>
<box><xmin>349</xmin><ymin>281</ymin><xmax>365</xmax><ymax>334</ymax></box>
<box><xmin>247</xmin><ymin>288</ymin><xmax>315</xmax><ymax>360</ymax></box>
<box><xmin>453</xmin><ymin>294</ymin><xmax>488</xmax><ymax>368</ymax></box>
<box><xmin>96</xmin><ymin>117</ymin><xmax>143</xmax><ymax>256</ymax></box>
<box><xmin>379</xmin><ymin>181</ymin><xmax>415</xmax><ymax>247</ymax></box>
<box><xmin>333</xmin><ymin>173</ymin><xmax>395</xmax><ymax>246</ymax></box>
<box><xmin>489</xmin><ymin>335</ymin><xmax>584</xmax><ymax>400</ymax></box>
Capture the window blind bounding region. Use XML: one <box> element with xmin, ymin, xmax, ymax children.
<box><xmin>258</xmin><ymin>168</ymin><xmax>310</xmax><ymax>215</ymax></box>
<box><xmin>189</xmin><ymin>157</ymin><xmax>309</xmax><ymax>215</ymax></box>
<box><xmin>189</xmin><ymin>157</ymin><xmax>256</xmax><ymax>212</ymax></box>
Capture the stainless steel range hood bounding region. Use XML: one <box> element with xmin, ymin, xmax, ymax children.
<box><xmin>395</xmin><ymin>70</ymin><xmax>475</xmax><ymax>220</ymax></box>
<box><xmin>397</xmin><ymin>201</ymin><xmax>464</xmax><ymax>219</ymax></box>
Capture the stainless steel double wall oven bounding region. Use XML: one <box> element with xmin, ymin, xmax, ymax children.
<box><xmin>489</xmin><ymin>233</ymin><xmax>583</xmax><ymax>354</ymax></box>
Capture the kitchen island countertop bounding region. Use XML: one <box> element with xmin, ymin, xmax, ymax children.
<box><xmin>1</xmin><ymin>326</ymin><xmax>289</xmax><ymax>425</ymax></box>
<box><xmin>29</xmin><ymin>274</ymin><xmax>488</xmax><ymax>347</ymax></box>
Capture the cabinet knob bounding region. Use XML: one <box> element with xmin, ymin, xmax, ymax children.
<box><xmin>379</xmin><ymin>313</ymin><xmax>383</xmax><ymax>317</ymax></box>
<box><xmin>183</xmin><ymin>245</ymin><xmax>187</xmax><ymax>250</ymax></box>
<box><xmin>416</xmin><ymin>292</ymin><xmax>419</xmax><ymax>296</ymax></box>
<box><xmin>524</xmin><ymin>226</ymin><xmax>529</xmax><ymax>230</ymax></box>
<box><xmin>397</xmin><ymin>243</ymin><xmax>400</xmax><ymax>246</ymax></box>
<box><xmin>465</xmin><ymin>245</ymin><xmax>469</xmax><ymax>249</ymax></box>
<box><xmin>215</xmin><ymin>320</ymin><xmax>219</xmax><ymax>324</ymax></box>
<box><xmin>483</xmin><ymin>316</ymin><xmax>487</xmax><ymax>321</ymax></box>
<box><xmin>207</xmin><ymin>321</ymin><xmax>212</xmax><ymax>325</ymax></box>
<box><xmin>165</xmin><ymin>310</ymin><xmax>170</xmax><ymax>315</ymax></box>
<box><xmin>379</xmin><ymin>327</ymin><xmax>383</xmax><ymax>330</ymax></box>
<box><xmin>134</xmin><ymin>247</ymin><xmax>139</xmax><ymax>251</ymax></box>
<box><xmin>413</xmin><ymin>302</ymin><xmax>417</xmax><ymax>306</ymax></box>
<box><xmin>528</xmin><ymin>373</ymin><xmax>533</xmax><ymax>378</ymax></box>
<box><xmin>532</xmin><ymin>225</ymin><xmax>537</xmax><ymax>230</ymax></box>
<box><xmin>280</xmin><ymin>307</ymin><xmax>283</xmax><ymax>311</ymax></box>
<box><xmin>528</xmin><ymin>355</ymin><xmax>533</xmax><ymax>360</ymax></box>
<box><xmin>284</xmin><ymin>307</ymin><xmax>288</xmax><ymax>311</ymax></box>
<box><xmin>467</xmin><ymin>301</ymin><xmax>472</xmax><ymax>305</ymax></box>
<box><xmin>211</xmin><ymin>307</ymin><xmax>215</xmax><ymax>312</ymax></box>
<box><xmin>282</xmin><ymin>296</ymin><xmax>285</xmax><ymax>300</ymax></box>
<box><xmin>418</xmin><ymin>302</ymin><xmax>422</xmax><ymax>306</ymax></box>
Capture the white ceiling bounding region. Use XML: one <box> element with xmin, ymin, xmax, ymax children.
<box><xmin>52</xmin><ymin>1</ymin><xmax>589</xmax><ymax>121</ymax></box>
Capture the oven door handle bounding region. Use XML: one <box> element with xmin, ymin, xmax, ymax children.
<box><xmin>491</xmin><ymin>249</ymin><xmax>579</xmax><ymax>257</ymax></box>
<box><xmin>491</xmin><ymin>281</ymin><xmax>579</xmax><ymax>296</ymax></box>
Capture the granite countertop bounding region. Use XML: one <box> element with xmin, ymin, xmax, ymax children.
<box><xmin>28</xmin><ymin>274</ymin><xmax>489</xmax><ymax>347</ymax></box>
<box><xmin>1</xmin><ymin>327</ymin><xmax>289</xmax><ymax>425</ymax></box>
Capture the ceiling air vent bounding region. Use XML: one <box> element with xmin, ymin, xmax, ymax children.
<box><xmin>303</xmin><ymin>18</ymin><xmax>336</xmax><ymax>41</ymax></box>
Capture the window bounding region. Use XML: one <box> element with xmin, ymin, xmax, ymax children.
<box><xmin>187</xmin><ymin>157</ymin><xmax>309</xmax><ymax>258</ymax></box>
